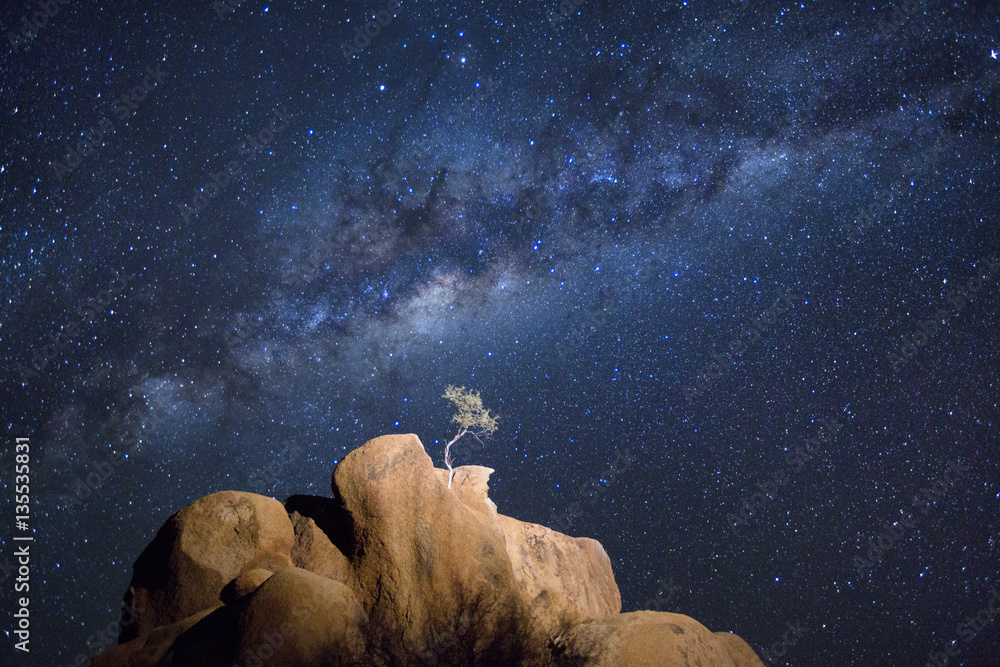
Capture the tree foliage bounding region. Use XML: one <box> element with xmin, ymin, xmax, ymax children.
<box><xmin>442</xmin><ymin>385</ymin><xmax>499</xmax><ymax>489</ymax></box>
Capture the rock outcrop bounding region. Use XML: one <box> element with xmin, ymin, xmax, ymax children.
<box><xmin>91</xmin><ymin>433</ymin><xmax>764</xmax><ymax>666</ymax></box>
<box><xmin>119</xmin><ymin>490</ymin><xmax>296</xmax><ymax>643</ymax></box>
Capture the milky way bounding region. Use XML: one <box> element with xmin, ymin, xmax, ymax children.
<box><xmin>2</xmin><ymin>1</ymin><xmax>999</xmax><ymax>665</ymax></box>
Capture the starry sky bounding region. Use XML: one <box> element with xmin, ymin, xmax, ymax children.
<box><xmin>2</xmin><ymin>0</ymin><xmax>999</xmax><ymax>665</ymax></box>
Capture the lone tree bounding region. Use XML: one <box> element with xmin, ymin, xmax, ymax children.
<box><xmin>442</xmin><ymin>385</ymin><xmax>499</xmax><ymax>489</ymax></box>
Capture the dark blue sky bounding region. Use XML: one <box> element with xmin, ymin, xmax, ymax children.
<box><xmin>2</xmin><ymin>1</ymin><xmax>999</xmax><ymax>665</ymax></box>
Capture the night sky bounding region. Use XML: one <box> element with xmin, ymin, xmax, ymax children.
<box><xmin>2</xmin><ymin>0</ymin><xmax>999</xmax><ymax>665</ymax></box>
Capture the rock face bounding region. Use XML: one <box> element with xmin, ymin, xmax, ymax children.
<box><xmin>500</xmin><ymin>514</ymin><xmax>622</xmax><ymax>640</ymax></box>
<box><xmin>553</xmin><ymin>612</ymin><xmax>749</xmax><ymax>667</ymax></box>
<box><xmin>92</xmin><ymin>434</ymin><xmax>765</xmax><ymax>666</ymax></box>
<box><xmin>119</xmin><ymin>490</ymin><xmax>295</xmax><ymax>642</ymax></box>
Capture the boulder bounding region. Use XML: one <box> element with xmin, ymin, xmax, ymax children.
<box><xmin>447</xmin><ymin>464</ymin><xmax>620</xmax><ymax>638</ymax></box>
<box><xmin>715</xmin><ymin>631</ymin><xmax>768</xmax><ymax>666</ymax></box>
<box><xmin>230</xmin><ymin>567</ymin><xmax>367</xmax><ymax>667</ymax></box>
<box><xmin>499</xmin><ymin>514</ymin><xmax>621</xmax><ymax>639</ymax></box>
<box><xmin>552</xmin><ymin>611</ymin><xmax>763</xmax><ymax>667</ymax></box>
<box><xmin>120</xmin><ymin>491</ymin><xmax>295</xmax><ymax>641</ymax></box>
<box><xmin>97</xmin><ymin>568</ymin><xmax>368</xmax><ymax>667</ymax></box>
<box><xmin>332</xmin><ymin>433</ymin><xmax>528</xmax><ymax>663</ymax></box>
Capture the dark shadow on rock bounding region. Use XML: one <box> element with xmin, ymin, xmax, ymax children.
<box><xmin>285</xmin><ymin>493</ymin><xmax>356</xmax><ymax>560</ymax></box>
<box><xmin>365</xmin><ymin>584</ymin><xmax>533</xmax><ymax>667</ymax></box>
<box><xmin>119</xmin><ymin>520</ymin><xmax>179</xmax><ymax>644</ymax></box>
<box><xmin>158</xmin><ymin>605</ymin><xmax>239</xmax><ymax>667</ymax></box>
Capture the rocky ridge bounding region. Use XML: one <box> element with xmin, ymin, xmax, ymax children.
<box><xmin>91</xmin><ymin>433</ymin><xmax>765</xmax><ymax>666</ymax></box>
